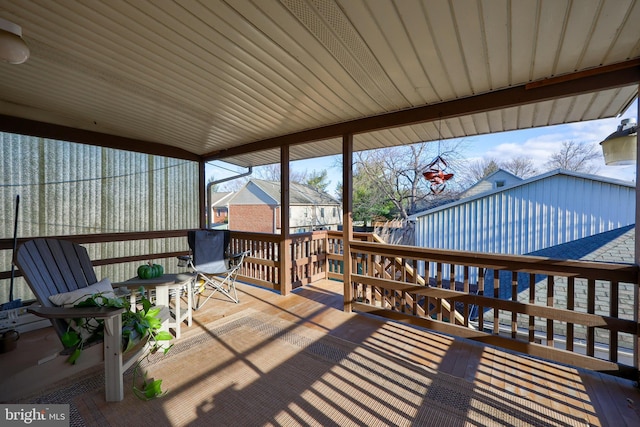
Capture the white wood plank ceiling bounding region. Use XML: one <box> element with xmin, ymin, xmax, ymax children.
<box><xmin>0</xmin><ymin>0</ymin><xmax>638</xmax><ymax>167</ymax></box>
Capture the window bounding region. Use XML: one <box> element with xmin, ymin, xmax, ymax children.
<box><xmin>496</xmin><ymin>180</ymin><xmax>505</xmax><ymax>188</ymax></box>
<box><xmin>320</xmin><ymin>208</ymin><xmax>325</xmax><ymax>218</ymax></box>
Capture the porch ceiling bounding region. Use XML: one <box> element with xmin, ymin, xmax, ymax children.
<box><xmin>0</xmin><ymin>1</ymin><xmax>638</xmax><ymax>167</ymax></box>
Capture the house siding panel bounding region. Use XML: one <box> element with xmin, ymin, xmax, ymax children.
<box><xmin>415</xmin><ymin>172</ymin><xmax>635</xmax><ymax>258</ymax></box>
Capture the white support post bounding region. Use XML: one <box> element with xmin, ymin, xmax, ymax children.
<box><xmin>103</xmin><ymin>314</ymin><xmax>124</xmax><ymax>402</ymax></box>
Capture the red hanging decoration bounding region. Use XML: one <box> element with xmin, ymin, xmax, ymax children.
<box><xmin>423</xmin><ymin>155</ymin><xmax>454</xmax><ymax>194</ymax></box>
<box><xmin>423</xmin><ymin>116</ymin><xmax>454</xmax><ymax>194</ymax></box>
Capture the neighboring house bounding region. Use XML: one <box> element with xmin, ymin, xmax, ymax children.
<box><xmin>227</xmin><ymin>179</ymin><xmax>342</xmax><ymax>234</ymax></box>
<box><xmin>210</xmin><ymin>192</ymin><xmax>234</xmax><ymax>225</ymax></box>
<box><xmin>411</xmin><ymin>169</ymin><xmax>635</xmax><ymax>256</ymax></box>
<box><xmin>458</xmin><ymin>169</ymin><xmax>523</xmax><ymax>199</ymax></box>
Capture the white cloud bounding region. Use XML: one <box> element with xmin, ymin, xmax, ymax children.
<box><xmin>470</xmin><ymin>113</ymin><xmax>638</xmax><ymax>183</ymax></box>
<box><xmin>483</xmin><ymin>135</ymin><xmax>565</xmax><ymax>168</ymax></box>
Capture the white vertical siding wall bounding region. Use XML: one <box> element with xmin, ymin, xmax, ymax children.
<box><xmin>415</xmin><ymin>173</ymin><xmax>635</xmax><ymax>257</ymax></box>
<box><xmin>0</xmin><ymin>133</ymin><xmax>199</xmax><ymax>303</ymax></box>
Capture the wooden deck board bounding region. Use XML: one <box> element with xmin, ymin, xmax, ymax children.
<box><xmin>2</xmin><ymin>279</ymin><xmax>639</xmax><ymax>426</ymax></box>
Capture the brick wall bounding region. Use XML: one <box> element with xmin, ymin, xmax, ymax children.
<box><xmin>212</xmin><ymin>207</ymin><xmax>228</xmax><ymax>224</ymax></box>
<box><xmin>229</xmin><ymin>204</ymin><xmax>276</xmax><ymax>233</ymax></box>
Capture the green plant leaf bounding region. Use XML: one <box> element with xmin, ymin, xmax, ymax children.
<box><xmin>144</xmin><ymin>379</ymin><xmax>163</xmax><ymax>399</ymax></box>
<box><xmin>141</xmin><ymin>298</ymin><xmax>152</xmax><ymax>313</ymax></box>
<box><xmin>135</xmin><ymin>320</ymin><xmax>150</xmax><ymax>336</ymax></box>
<box><xmin>154</xmin><ymin>331</ymin><xmax>173</xmax><ymax>341</ymax></box>
<box><xmin>115</xmin><ymin>297</ymin><xmax>129</xmax><ymax>309</ymax></box>
<box><xmin>67</xmin><ymin>348</ymin><xmax>82</xmax><ymax>365</ymax></box>
<box><xmin>145</xmin><ymin>307</ymin><xmax>161</xmax><ymax>318</ymax></box>
<box><xmin>146</xmin><ymin>317</ymin><xmax>162</xmax><ymax>330</ymax></box>
<box><xmin>61</xmin><ymin>330</ymin><xmax>80</xmax><ymax>348</ymax></box>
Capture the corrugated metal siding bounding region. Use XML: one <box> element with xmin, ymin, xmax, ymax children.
<box><xmin>416</xmin><ymin>174</ymin><xmax>635</xmax><ymax>258</ymax></box>
<box><xmin>0</xmin><ymin>132</ymin><xmax>199</xmax><ymax>303</ymax></box>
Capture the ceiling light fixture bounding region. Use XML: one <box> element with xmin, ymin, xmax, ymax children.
<box><xmin>600</xmin><ymin>118</ymin><xmax>637</xmax><ymax>166</ymax></box>
<box><xmin>0</xmin><ymin>17</ymin><xmax>29</xmax><ymax>64</ymax></box>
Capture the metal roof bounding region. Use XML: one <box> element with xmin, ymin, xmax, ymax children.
<box><xmin>0</xmin><ymin>0</ymin><xmax>638</xmax><ymax>167</ymax></box>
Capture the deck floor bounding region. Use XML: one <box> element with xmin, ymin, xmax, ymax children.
<box><xmin>2</xmin><ymin>279</ymin><xmax>640</xmax><ymax>426</ymax></box>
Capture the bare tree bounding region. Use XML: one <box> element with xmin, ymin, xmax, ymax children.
<box><xmin>206</xmin><ymin>176</ymin><xmax>220</xmax><ymax>192</ymax></box>
<box><xmin>255</xmin><ymin>164</ymin><xmax>308</xmax><ymax>183</ymax></box>
<box><xmin>354</xmin><ymin>139</ymin><xmax>464</xmax><ymax>219</ymax></box>
<box><xmin>220</xmin><ymin>163</ymin><xmax>311</xmax><ymax>192</ymax></box>
<box><xmin>458</xmin><ymin>155</ymin><xmax>538</xmax><ymax>188</ymax></box>
<box><xmin>457</xmin><ymin>158</ymin><xmax>501</xmax><ymax>188</ymax></box>
<box><xmin>502</xmin><ymin>156</ymin><xmax>538</xmax><ymax>179</ymax></box>
<box><xmin>546</xmin><ymin>140</ymin><xmax>601</xmax><ymax>173</ymax></box>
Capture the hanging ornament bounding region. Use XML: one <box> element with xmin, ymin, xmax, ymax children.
<box><xmin>423</xmin><ymin>156</ymin><xmax>454</xmax><ymax>194</ymax></box>
<box><xmin>423</xmin><ymin>117</ymin><xmax>454</xmax><ymax>194</ymax></box>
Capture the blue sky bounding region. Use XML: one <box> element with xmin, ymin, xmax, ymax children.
<box><xmin>208</xmin><ymin>100</ymin><xmax>638</xmax><ymax>196</ymax></box>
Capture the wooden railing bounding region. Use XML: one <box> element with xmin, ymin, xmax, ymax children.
<box><xmin>290</xmin><ymin>231</ymin><xmax>327</xmax><ymax>288</ymax></box>
<box><xmin>342</xmin><ymin>239</ymin><xmax>639</xmax><ymax>377</ymax></box>
<box><xmin>228</xmin><ymin>231</ymin><xmax>281</xmax><ymax>291</ymax></box>
<box><xmin>228</xmin><ymin>230</ymin><xmax>328</xmax><ymax>292</ymax></box>
<box><xmin>0</xmin><ymin>230</ymin><xmax>331</xmax><ymax>299</ymax></box>
<box><xmin>2</xmin><ymin>229</ymin><xmax>639</xmax><ymax>377</ymax></box>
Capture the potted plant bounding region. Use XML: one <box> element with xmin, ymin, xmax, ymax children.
<box><xmin>62</xmin><ymin>289</ymin><xmax>173</xmax><ymax>400</ymax></box>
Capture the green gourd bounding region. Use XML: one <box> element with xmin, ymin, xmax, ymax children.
<box><xmin>137</xmin><ymin>262</ymin><xmax>164</xmax><ymax>279</ymax></box>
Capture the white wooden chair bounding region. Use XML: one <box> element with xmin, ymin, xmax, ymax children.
<box><xmin>16</xmin><ymin>238</ymin><xmax>147</xmax><ymax>401</ymax></box>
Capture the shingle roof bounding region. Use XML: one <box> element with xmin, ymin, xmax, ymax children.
<box><xmin>251</xmin><ymin>179</ymin><xmax>340</xmax><ymax>206</ymax></box>
<box><xmin>527</xmin><ymin>224</ymin><xmax>634</xmax><ymax>263</ymax></box>
<box><xmin>210</xmin><ymin>192</ymin><xmax>234</xmax><ymax>207</ymax></box>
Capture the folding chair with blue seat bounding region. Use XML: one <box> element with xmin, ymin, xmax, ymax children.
<box><xmin>179</xmin><ymin>230</ymin><xmax>249</xmax><ymax>309</ymax></box>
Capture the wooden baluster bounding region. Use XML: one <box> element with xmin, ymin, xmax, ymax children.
<box><xmin>547</xmin><ymin>275</ymin><xmax>554</xmax><ymax>347</ymax></box>
<box><xmin>529</xmin><ymin>273</ymin><xmax>536</xmax><ymax>343</ymax></box>
<box><xmin>493</xmin><ymin>269</ymin><xmax>499</xmax><ymax>335</ymax></box>
<box><xmin>566</xmin><ymin>276</ymin><xmax>574</xmax><ymax>351</ymax></box>
<box><xmin>436</xmin><ymin>263</ymin><xmax>443</xmax><ymax>321</ymax></box>
<box><xmin>587</xmin><ymin>278</ymin><xmax>595</xmax><ymax>357</ymax></box>
<box><xmin>478</xmin><ymin>268</ymin><xmax>484</xmax><ymax>332</ymax></box>
<box><xmin>423</xmin><ymin>260</ymin><xmax>431</xmax><ymax>315</ymax></box>
<box><xmin>610</xmin><ymin>280</ymin><xmax>619</xmax><ymax>363</ymax></box>
<box><xmin>511</xmin><ymin>271</ymin><xmax>518</xmax><ymax>339</ymax></box>
<box><xmin>368</xmin><ymin>251</ymin><xmax>375</xmax><ymax>306</ymax></box>
<box><xmin>449</xmin><ymin>263</ymin><xmax>456</xmax><ymax>324</ymax></box>
<box><xmin>400</xmin><ymin>256</ymin><xmax>407</xmax><ymax>313</ymax></box>
<box><xmin>463</xmin><ymin>265</ymin><xmax>469</xmax><ymax>327</ymax></box>
<box><xmin>412</xmin><ymin>258</ymin><xmax>418</xmax><ymax>315</ymax></box>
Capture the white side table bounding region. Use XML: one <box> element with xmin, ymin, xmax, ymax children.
<box><xmin>114</xmin><ymin>273</ymin><xmax>194</xmax><ymax>339</ymax></box>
